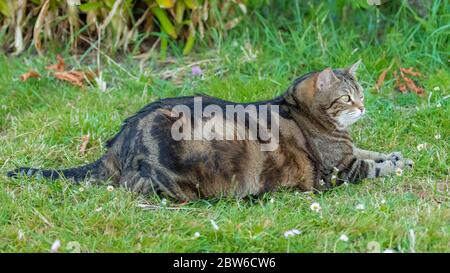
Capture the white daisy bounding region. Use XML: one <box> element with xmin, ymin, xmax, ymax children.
<box><xmin>78</xmin><ymin>186</ymin><xmax>84</xmax><ymax>192</ymax></box>
<box><xmin>106</xmin><ymin>185</ymin><xmax>114</xmax><ymax>192</ymax></box>
<box><xmin>18</xmin><ymin>230</ymin><xmax>25</xmax><ymax>240</ymax></box>
<box><xmin>435</xmin><ymin>134</ymin><xmax>441</xmax><ymax>140</ymax></box>
<box><xmin>161</xmin><ymin>198</ymin><xmax>167</xmax><ymax>206</ymax></box>
<box><xmin>95</xmin><ymin>207</ymin><xmax>103</xmax><ymax>212</ymax></box>
<box><xmin>284</xmin><ymin>229</ymin><xmax>301</xmax><ymax>238</ymax></box>
<box><xmin>380</xmin><ymin>199</ymin><xmax>386</xmax><ymax>204</ymax></box>
<box><xmin>193</xmin><ymin>232</ymin><xmax>201</xmax><ymax>239</ymax></box>
<box><xmin>50</xmin><ymin>240</ymin><xmax>61</xmax><ymax>253</ymax></box>
<box><xmin>416</xmin><ymin>143</ymin><xmax>426</xmax><ymax>151</ymax></box>
<box><xmin>436</xmin><ymin>103</ymin><xmax>442</xmax><ymax>108</ymax></box>
<box><xmin>339</xmin><ymin>234</ymin><xmax>349</xmax><ymax>242</ymax></box>
<box><xmin>310</xmin><ymin>202</ymin><xmax>321</xmax><ymax>213</ymax></box>
<box><xmin>433</xmin><ymin>86</ymin><xmax>440</xmax><ymax>91</ymax></box>
<box><xmin>367</xmin><ymin>241</ymin><xmax>381</xmax><ymax>253</ymax></box>
<box><xmin>356</xmin><ymin>203</ymin><xmax>365</xmax><ymax>210</ymax></box>
<box><xmin>270</xmin><ymin>198</ymin><xmax>275</xmax><ymax>204</ymax></box>
<box><xmin>395</xmin><ymin>168</ymin><xmax>403</xmax><ymax>176</ymax></box>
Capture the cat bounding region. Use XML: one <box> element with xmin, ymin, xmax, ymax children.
<box><xmin>7</xmin><ymin>61</ymin><xmax>413</xmax><ymax>201</ymax></box>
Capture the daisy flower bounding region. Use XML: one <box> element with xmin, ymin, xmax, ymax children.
<box><xmin>367</xmin><ymin>241</ymin><xmax>381</xmax><ymax>253</ymax></box>
<box><xmin>339</xmin><ymin>234</ymin><xmax>349</xmax><ymax>242</ymax></box>
<box><xmin>395</xmin><ymin>168</ymin><xmax>403</xmax><ymax>176</ymax></box>
<box><xmin>107</xmin><ymin>185</ymin><xmax>114</xmax><ymax>192</ymax></box>
<box><xmin>18</xmin><ymin>230</ymin><xmax>25</xmax><ymax>240</ymax></box>
<box><xmin>284</xmin><ymin>229</ymin><xmax>301</xmax><ymax>238</ymax></box>
<box><xmin>356</xmin><ymin>203</ymin><xmax>365</xmax><ymax>210</ymax></box>
<box><xmin>416</xmin><ymin>143</ymin><xmax>426</xmax><ymax>151</ymax></box>
<box><xmin>50</xmin><ymin>240</ymin><xmax>61</xmax><ymax>253</ymax></box>
<box><xmin>193</xmin><ymin>232</ymin><xmax>201</xmax><ymax>239</ymax></box>
<box><xmin>435</xmin><ymin>134</ymin><xmax>441</xmax><ymax>140</ymax></box>
<box><xmin>310</xmin><ymin>202</ymin><xmax>321</xmax><ymax>213</ymax></box>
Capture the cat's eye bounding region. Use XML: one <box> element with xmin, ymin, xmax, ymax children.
<box><xmin>341</xmin><ymin>95</ymin><xmax>352</xmax><ymax>103</ymax></box>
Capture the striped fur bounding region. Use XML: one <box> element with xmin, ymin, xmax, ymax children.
<box><xmin>7</xmin><ymin>63</ymin><xmax>413</xmax><ymax>200</ymax></box>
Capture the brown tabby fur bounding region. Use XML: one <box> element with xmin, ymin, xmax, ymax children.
<box><xmin>8</xmin><ymin>61</ymin><xmax>413</xmax><ymax>201</ymax></box>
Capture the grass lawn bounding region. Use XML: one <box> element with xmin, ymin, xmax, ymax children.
<box><xmin>0</xmin><ymin>2</ymin><xmax>449</xmax><ymax>252</ymax></box>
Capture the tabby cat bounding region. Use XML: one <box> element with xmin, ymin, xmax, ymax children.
<box><xmin>8</xmin><ymin>61</ymin><xmax>413</xmax><ymax>201</ymax></box>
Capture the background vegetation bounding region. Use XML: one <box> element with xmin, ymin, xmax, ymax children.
<box><xmin>0</xmin><ymin>0</ymin><xmax>448</xmax><ymax>252</ymax></box>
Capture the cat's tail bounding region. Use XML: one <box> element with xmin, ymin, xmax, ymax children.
<box><xmin>6</xmin><ymin>153</ymin><xmax>121</xmax><ymax>183</ymax></box>
<box><xmin>7</xmin><ymin>160</ymin><xmax>101</xmax><ymax>182</ymax></box>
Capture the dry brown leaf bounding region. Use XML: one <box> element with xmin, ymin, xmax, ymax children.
<box><xmin>79</xmin><ymin>134</ymin><xmax>90</xmax><ymax>156</ymax></box>
<box><xmin>20</xmin><ymin>70</ymin><xmax>41</xmax><ymax>81</ymax></box>
<box><xmin>394</xmin><ymin>71</ymin><xmax>407</xmax><ymax>93</ymax></box>
<box><xmin>54</xmin><ymin>71</ymin><xmax>84</xmax><ymax>87</ymax></box>
<box><xmin>400</xmin><ymin>67</ymin><xmax>422</xmax><ymax>77</ymax></box>
<box><xmin>375</xmin><ymin>65</ymin><xmax>392</xmax><ymax>91</ymax></box>
<box><xmin>401</xmin><ymin>71</ymin><xmax>425</xmax><ymax>96</ymax></box>
<box><xmin>45</xmin><ymin>55</ymin><xmax>65</xmax><ymax>72</ymax></box>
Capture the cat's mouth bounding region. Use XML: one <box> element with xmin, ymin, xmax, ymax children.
<box><xmin>355</xmin><ymin>108</ymin><xmax>365</xmax><ymax>117</ymax></box>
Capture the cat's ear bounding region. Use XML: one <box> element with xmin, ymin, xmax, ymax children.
<box><xmin>316</xmin><ymin>68</ymin><xmax>339</xmax><ymax>91</ymax></box>
<box><xmin>347</xmin><ymin>59</ymin><xmax>362</xmax><ymax>77</ymax></box>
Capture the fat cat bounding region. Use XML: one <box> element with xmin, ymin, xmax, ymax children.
<box><xmin>7</xmin><ymin>61</ymin><xmax>413</xmax><ymax>201</ymax></box>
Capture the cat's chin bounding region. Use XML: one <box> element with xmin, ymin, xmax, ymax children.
<box><xmin>336</xmin><ymin>117</ymin><xmax>361</xmax><ymax>128</ymax></box>
<box><xmin>336</xmin><ymin>109</ymin><xmax>365</xmax><ymax>128</ymax></box>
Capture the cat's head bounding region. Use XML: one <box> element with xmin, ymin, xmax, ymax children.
<box><xmin>289</xmin><ymin>61</ymin><xmax>365</xmax><ymax>129</ymax></box>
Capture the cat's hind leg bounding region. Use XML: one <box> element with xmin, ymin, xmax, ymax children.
<box><xmin>119</xmin><ymin>167</ymin><xmax>194</xmax><ymax>201</ymax></box>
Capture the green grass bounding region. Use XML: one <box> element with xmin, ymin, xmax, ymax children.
<box><xmin>0</xmin><ymin>2</ymin><xmax>449</xmax><ymax>252</ymax></box>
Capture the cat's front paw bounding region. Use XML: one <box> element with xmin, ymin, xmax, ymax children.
<box><xmin>388</xmin><ymin>152</ymin><xmax>403</xmax><ymax>162</ymax></box>
<box><xmin>396</xmin><ymin>158</ymin><xmax>414</xmax><ymax>170</ymax></box>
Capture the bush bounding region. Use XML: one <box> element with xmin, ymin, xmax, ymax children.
<box><xmin>0</xmin><ymin>0</ymin><xmax>252</xmax><ymax>56</ymax></box>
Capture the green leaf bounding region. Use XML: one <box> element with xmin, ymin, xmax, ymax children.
<box><xmin>0</xmin><ymin>0</ymin><xmax>11</xmax><ymax>17</ymax></box>
<box><xmin>156</xmin><ymin>0</ymin><xmax>175</xmax><ymax>9</ymax></box>
<box><xmin>183</xmin><ymin>0</ymin><xmax>198</xmax><ymax>10</ymax></box>
<box><xmin>79</xmin><ymin>2</ymin><xmax>104</xmax><ymax>12</ymax></box>
<box><xmin>151</xmin><ymin>7</ymin><xmax>178</xmax><ymax>39</ymax></box>
<box><xmin>105</xmin><ymin>0</ymin><xmax>115</xmax><ymax>9</ymax></box>
<box><xmin>182</xmin><ymin>28</ymin><xmax>196</xmax><ymax>55</ymax></box>
<box><xmin>175</xmin><ymin>0</ymin><xmax>185</xmax><ymax>23</ymax></box>
<box><xmin>160</xmin><ymin>35</ymin><xmax>168</xmax><ymax>60</ymax></box>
